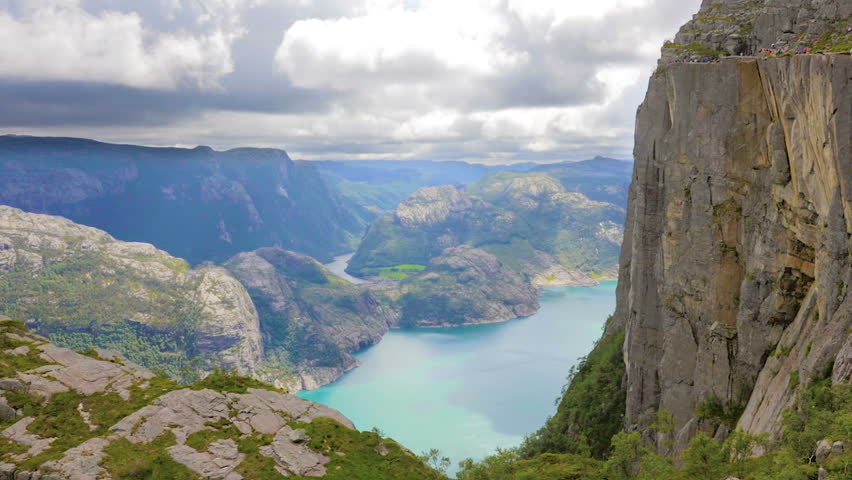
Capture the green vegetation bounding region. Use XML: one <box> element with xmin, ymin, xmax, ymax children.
<box><xmin>190</xmin><ymin>369</ymin><xmax>284</xmax><ymax>394</ymax></box>
<box><xmin>0</xmin><ymin>253</ymin><xmax>207</xmax><ymax>380</ymax></box>
<box><xmin>348</xmin><ymin>171</ymin><xmax>625</xmax><ymax>278</ymax></box>
<box><xmin>663</xmin><ymin>41</ymin><xmax>727</xmax><ymax>58</ymax></box>
<box><xmin>295</xmin><ymin>417</ymin><xmax>448</xmax><ymax>479</ymax></box>
<box><xmin>461</xmin><ymin>358</ymin><xmax>852</xmax><ymax>480</ymax></box>
<box><xmin>379</xmin><ymin>271</ymin><xmax>409</xmax><ymax>279</ymax></box>
<box><xmin>520</xmin><ymin>320</ymin><xmax>626</xmax><ymax>459</ymax></box>
<box><xmin>695</xmin><ymin>393</ymin><xmax>745</xmax><ymax>429</ymax></box>
<box><xmin>812</xmin><ymin>23</ymin><xmax>852</xmax><ymax>52</ymax></box>
<box><xmin>82</xmin><ymin>377</ymin><xmax>180</xmax><ymax>428</ymax></box>
<box><xmin>103</xmin><ymin>432</ymin><xmax>203</xmax><ymax>480</ymax></box>
<box><xmin>0</xmin><ymin>323</ymin><xmax>52</xmax><ymax>378</ymax></box>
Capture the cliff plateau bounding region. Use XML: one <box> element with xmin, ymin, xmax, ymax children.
<box><xmin>618</xmin><ymin>0</ymin><xmax>851</xmax><ymax>453</ymax></box>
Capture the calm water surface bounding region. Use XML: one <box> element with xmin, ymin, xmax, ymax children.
<box><xmin>299</xmin><ymin>281</ymin><xmax>617</xmax><ymax>473</ymax></box>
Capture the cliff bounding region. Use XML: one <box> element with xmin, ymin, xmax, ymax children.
<box><xmin>348</xmin><ymin>171</ymin><xmax>626</xmax><ymax>283</ymax></box>
<box><xmin>0</xmin><ymin>206</ymin><xmax>265</xmax><ymax>380</ymax></box>
<box><xmin>618</xmin><ymin>0</ymin><xmax>851</xmax><ymax>453</ymax></box>
<box><xmin>0</xmin><ymin>136</ymin><xmax>363</xmax><ymax>264</ymax></box>
<box><xmin>0</xmin><ymin>320</ymin><xmax>443</xmax><ymax>479</ymax></box>
<box><xmin>225</xmin><ymin>248</ymin><xmax>397</xmax><ymax>391</ymax></box>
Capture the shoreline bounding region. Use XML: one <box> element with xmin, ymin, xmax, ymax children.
<box><xmin>292</xmin><ymin>281</ymin><xmax>617</xmax><ymax>392</ymax></box>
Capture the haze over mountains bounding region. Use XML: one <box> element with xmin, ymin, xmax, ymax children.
<box><xmin>0</xmin><ymin>134</ymin><xmax>633</xmax><ymax>392</ymax></box>
<box><xmin>0</xmin><ymin>0</ymin><xmax>850</xmax><ymax>478</ymax></box>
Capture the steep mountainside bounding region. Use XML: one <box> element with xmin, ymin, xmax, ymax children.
<box><xmin>0</xmin><ymin>206</ymin><xmax>266</xmax><ymax>382</ymax></box>
<box><xmin>457</xmin><ymin>2</ymin><xmax>850</xmax><ymax>479</ymax></box>
<box><xmin>0</xmin><ymin>320</ymin><xmax>445</xmax><ymax>480</ymax></box>
<box><xmin>617</xmin><ymin>0</ymin><xmax>851</xmax><ymax>453</ymax></box>
<box><xmin>225</xmin><ymin>248</ymin><xmax>397</xmax><ymax>391</ymax></box>
<box><xmin>348</xmin><ymin>172</ymin><xmax>626</xmax><ymax>283</ymax></box>
<box><xmin>0</xmin><ymin>136</ymin><xmax>362</xmax><ymax>264</ymax></box>
<box><xmin>225</xmin><ymin>247</ymin><xmax>538</xmax><ymax>389</ymax></box>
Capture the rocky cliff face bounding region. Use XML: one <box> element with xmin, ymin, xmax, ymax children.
<box><xmin>0</xmin><ymin>136</ymin><xmax>363</xmax><ymax>264</ymax></box>
<box><xmin>618</xmin><ymin>0</ymin><xmax>851</xmax><ymax>453</ymax></box>
<box><xmin>225</xmin><ymin>248</ymin><xmax>397</xmax><ymax>391</ymax></box>
<box><xmin>0</xmin><ymin>206</ymin><xmax>264</xmax><ymax>379</ymax></box>
<box><xmin>662</xmin><ymin>0</ymin><xmax>852</xmax><ymax>62</ymax></box>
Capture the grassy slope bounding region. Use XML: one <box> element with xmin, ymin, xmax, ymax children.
<box><xmin>0</xmin><ymin>321</ymin><xmax>446</xmax><ymax>480</ymax></box>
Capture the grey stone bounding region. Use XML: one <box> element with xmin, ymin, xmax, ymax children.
<box><xmin>816</xmin><ymin>439</ymin><xmax>833</xmax><ymax>464</ymax></box>
<box><xmin>0</xmin><ymin>379</ymin><xmax>26</xmax><ymax>393</ymax></box>
<box><xmin>169</xmin><ymin>440</ymin><xmax>244</xmax><ymax>479</ymax></box>
<box><xmin>0</xmin><ymin>403</ymin><xmax>17</xmax><ymax>421</ymax></box>
<box><xmin>261</xmin><ymin>426</ymin><xmax>329</xmax><ymax>477</ymax></box>
<box><xmin>620</xmin><ymin>2</ymin><xmax>852</xmax><ymax>454</ymax></box>
<box><xmin>831</xmin><ymin>441</ymin><xmax>845</xmax><ymax>459</ymax></box>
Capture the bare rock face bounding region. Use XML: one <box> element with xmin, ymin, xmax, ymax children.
<box><xmin>225</xmin><ymin>248</ymin><xmax>397</xmax><ymax>391</ymax></box>
<box><xmin>395</xmin><ymin>185</ymin><xmax>473</xmax><ymax>228</ymax></box>
<box><xmin>0</xmin><ymin>324</ymin><xmax>361</xmax><ymax>480</ymax></box>
<box><xmin>660</xmin><ymin>0</ymin><xmax>852</xmax><ymax>63</ymax></box>
<box><xmin>0</xmin><ymin>206</ymin><xmax>264</xmax><ymax>378</ymax></box>
<box><xmin>620</xmin><ymin>45</ymin><xmax>850</xmax><ymax>454</ymax></box>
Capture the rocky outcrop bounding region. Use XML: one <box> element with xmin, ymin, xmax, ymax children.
<box><xmin>661</xmin><ymin>0</ymin><xmax>852</xmax><ymax>63</ymax></box>
<box><xmin>225</xmin><ymin>248</ymin><xmax>397</xmax><ymax>391</ymax></box>
<box><xmin>395</xmin><ymin>185</ymin><xmax>474</xmax><ymax>228</ymax></box>
<box><xmin>350</xmin><ymin>171</ymin><xmax>625</xmax><ymax>281</ymax></box>
<box><xmin>618</xmin><ymin>0</ymin><xmax>850</xmax><ymax>453</ymax></box>
<box><xmin>0</xmin><ymin>136</ymin><xmax>364</xmax><ymax>264</ymax></box>
<box><xmin>0</xmin><ymin>206</ymin><xmax>264</xmax><ymax>379</ymax></box>
<box><xmin>0</xmin><ymin>322</ymin><xmax>424</xmax><ymax>480</ymax></box>
<box><xmin>395</xmin><ymin>246</ymin><xmax>540</xmax><ymax>328</ymax></box>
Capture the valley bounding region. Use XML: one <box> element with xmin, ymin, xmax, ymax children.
<box><xmin>0</xmin><ymin>0</ymin><xmax>850</xmax><ymax>478</ymax></box>
<box><xmin>298</xmin><ymin>283</ymin><xmax>617</xmax><ymax>475</ymax></box>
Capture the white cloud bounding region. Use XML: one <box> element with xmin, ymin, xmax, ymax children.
<box><xmin>275</xmin><ymin>0</ymin><xmax>523</xmax><ymax>90</ymax></box>
<box><xmin>0</xmin><ymin>0</ymin><xmax>704</xmax><ymax>161</ymax></box>
<box><xmin>0</xmin><ymin>0</ymin><xmax>246</xmax><ymax>89</ymax></box>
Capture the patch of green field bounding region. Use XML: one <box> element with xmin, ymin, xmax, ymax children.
<box><xmin>380</xmin><ymin>264</ymin><xmax>427</xmax><ymax>271</ymax></box>
<box><xmin>380</xmin><ymin>272</ymin><xmax>409</xmax><ymax>279</ymax></box>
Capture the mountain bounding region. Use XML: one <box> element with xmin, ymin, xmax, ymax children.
<box><xmin>0</xmin><ymin>205</ymin><xmax>267</xmax><ymax>382</ymax></box>
<box><xmin>529</xmin><ymin>157</ymin><xmax>633</xmax><ymax>206</ymax></box>
<box><xmin>0</xmin><ymin>135</ymin><xmax>362</xmax><ymax>264</ymax></box>
<box><xmin>225</xmin><ymin>246</ymin><xmax>539</xmax><ymax>389</ymax></box>
<box><xmin>309</xmin><ymin>159</ymin><xmax>538</xmax><ymax>219</ymax></box>
<box><xmin>0</xmin><ymin>205</ymin><xmax>539</xmax><ymax>392</ymax></box>
<box><xmin>348</xmin><ymin>171</ymin><xmax>626</xmax><ymax>281</ymax></box>
<box><xmin>617</xmin><ymin>0</ymin><xmax>851</xmax><ymax>454</ymax></box>
<box><xmin>309</xmin><ymin>157</ymin><xmax>630</xmax><ymax>224</ymax></box>
<box><xmin>459</xmin><ymin>0</ymin><xmax>851</xmax><ymax>478</ymax></box>
<box><xmin>225</xmin><ymin>248</ymin><xmax>397</xmax><ymax>391</ymax></box>
<box><xmin>0</xmin><ymin>319</ymin><xmax>446</xmax><ymax>479</ymax></box>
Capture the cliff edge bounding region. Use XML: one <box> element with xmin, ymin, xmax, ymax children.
<box><xmin>618</xmin><ymin>0</ymin><xmax>851</xmax><ymax>453</ymax></box>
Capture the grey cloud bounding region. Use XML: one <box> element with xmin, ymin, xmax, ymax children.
<box><xmin>0</xmin><ymin>0</ymin><xmax>703</xmax><ymax>162</ymax></box>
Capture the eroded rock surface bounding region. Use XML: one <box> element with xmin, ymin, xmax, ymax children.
<box><xmin>618</xmin><ymin>1</ymin><xmax>851</xmax><ymax>453</ymax></box>
<box><xmin>0</xmin><ymin>324</ymin><xmax>362</xmax><ymax>480</ymax></box>
<box><xmin>0</xmin><ymin>206</ymin><xmax>264</xmax><ymax>378</ymax></box>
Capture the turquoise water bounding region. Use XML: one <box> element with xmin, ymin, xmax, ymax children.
<box><xmin>299</xmin><ymin>281</ymin><xmax>617</xmax><ymax>473</ymax></box>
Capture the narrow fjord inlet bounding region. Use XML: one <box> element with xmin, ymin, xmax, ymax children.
<box><xmin>0</xmin><ymin>0</ymin><xmax>849</xmax><ymax>478</ymax></box>
<box><xmin>299</xmin><ymin>282</ymin><xmax>618</xmax><ymax>472</ymax></box>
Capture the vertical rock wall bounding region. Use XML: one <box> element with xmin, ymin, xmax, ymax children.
<box><xmin>619</xmin><ymin>53</ymin><xmax>850</xmax><ymax>452</ymax></box>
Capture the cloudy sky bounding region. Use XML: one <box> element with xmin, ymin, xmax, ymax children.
<box><xmin>0</xmin><ymin>0</ymin><xmax>700</xmax><ymax>163</ymax></box>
